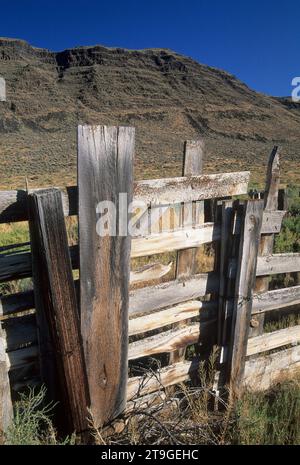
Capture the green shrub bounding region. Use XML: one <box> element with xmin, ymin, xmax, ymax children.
<box><xmin>233</xmin><ymin>374</ymin><xmax>300</xmax><ymax>445</ymax></box>
<box><xmin>5</xmin><ymin>386</ymin><xmax>75</xmax><ymax>445</ymax></box>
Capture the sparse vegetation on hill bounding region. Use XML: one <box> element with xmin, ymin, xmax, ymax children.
<box><xmin>0</xmin><ymin>38</ymin><xmax>300</xmax><ymax>189</ymax></box>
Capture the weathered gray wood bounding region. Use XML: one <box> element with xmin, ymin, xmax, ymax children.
<box><xmin>244</xmin><ymin>345</ymin><xmax>300</xmax><ymax>391</ymax></box>
<box><xmin>0</xmin><ymin>171</ymin><xmax>250</xmax><ymax>224</ymax></box>
<box><xmin>128</xmin><ymin>319</ymin><xmax>216</xmax><ymax>361</ymax></box>
<box><xmin>134</xmin><ymin>171</ymin><xmax>250</xmax><ymax>205</ymax></box>
<box><xmin>129</xmin><ymin>300</ymin><xmax>216</xmax><ymax>336</ymax></box>
<box><xmin>176</xmin><ymin>139</ymin><xmax>204</xmax><ymax>278</ymax></box>
<box><xmin>170</xmin><ymin>139</ymin><xmax>204</xmax><ymax>364</ymax></box>
<box><xmin>228</xmin><ymin>252</ymin><xmax>300</xmax><ymax>279</ymax></box>
<box><xmin>259</xmin><ymin>210</ymin><xmax>285</xmax><ymax>234</ymax></box>
<box><xmin>217</xmin><ymin>201</ymin><xmax>237</xmax><ymax>361</ymax></box>
<box><xmin>247</xmin><ymin>324</ymin><xmax>300</xmax><ymax>356</ymax></box>
<box><xmin>132</xmin><ymin>223</ymin><xmax>220</xmax><ymax>257</ymax></box>
<box><xmin>127</xmin><ymin>358</ymin><xmax>199</xmax><ymax>400</ymax></box>
<box><xmin>214</xmin><ymin>201</ymin><xmax>243</xmax><ymax>395</ymax></box>
<box><xmin>4</xmin><ymin>280</ymin><xmax>299</xmax><ymax>324</ymax></box>
<box><xmin>28</xmin><ymin>189</ymin><xmax>90</xmax><ymax>435</ymax></box>
<box><xmin>0</xmin><ymin>186</ymin><xmax>78</xmax><ymax>223</ymax></box>
<box><xmin>130</xmin><ymin>262</ymin><xmax>172</xmax><ymax>285</ymax></box>
<box><xmin>256</xmin><ymin>253</ymin><xmax>300</xmax><ymax>276</ymax></box>
<box><xmin>252</xmin><ymin>285</ymin><xmax>300</xmax><ymax>314</ymax></box>
<box><xmin>0</xmin><ymin>321</ymin><xmax>13</xmax><ymax>441</ymax></box>
<box><xmin>0</xmin><ymin>212</ymin><xmax>283</xmax><ymax>284</ymax></box>
<box><xmin>78</xmin><ymin>125</ymin><xmax>134</xmax><ymax>427</ymax></box>
<box><xmin>227</xmin><ymin>200</ymin><xmax>264</xmax><ymax>397</ymax></box>
<box><xmin>0</xmin><ymin>77</ymin><xmax>6</xmax><ymax>102</ymax></box>
<box><xmin>129</xmin><ymin>272</ymin><xmax>219</xmax><ymax>317</ymax></box>
<box><xmin>251</xmin><ymin>146</ymin><xmax>280</xmax><ymax>337</ymax></box>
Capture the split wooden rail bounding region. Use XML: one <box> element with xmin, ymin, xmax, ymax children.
<box><xmin>0</xmin><ymin>126</ymin><xmax>300</xmax><ymax>437</ymax></box>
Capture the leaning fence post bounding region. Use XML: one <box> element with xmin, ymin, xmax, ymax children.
<box><xmin>78</xmin><ymin>125</ymin><xmax>135</xmax><ymax>428</ymax></box>
<box><xmin>227</xmin><ymin>200</ymin><xmax>264</xmax><ymax>398</ymax></box>
<box><xmin>250</xmin><ymin>146</ymin><xmax>280</xmax><ymax>337</ymax></box>
<box><xmin>28</xmin><ymin>189</ymin><xmax>90</xmax><ymax>436</ymax></box>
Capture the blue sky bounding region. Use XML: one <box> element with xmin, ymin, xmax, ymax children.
<box><xmin>0</xmin><ymin>0</ymin><xmax>299</xmax><ymax>96</ymax></box>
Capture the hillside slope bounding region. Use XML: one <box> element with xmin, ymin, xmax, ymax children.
<box><xmin>0</xmin><ymin>38</ymin><xmax>299</xmax><ymax>188</ymax></box>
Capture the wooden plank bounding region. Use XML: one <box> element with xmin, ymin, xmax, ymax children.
<box><xmin>0</xmin><ymin>245</ymin><xmax>78</xmax><ymax>283</ymax></box>
<box><xmin>28</xmin><ymin>189</ymin><xmax>90</xmax><ymax>435</ymax></box>
<box><xmin>256</xmin><ymin>253</ymin><xmax>300</xmax><ymax>276</ymax></box>
<box><xmin>244</xmin><ymin>345</ymin><xmax>300</xmax><ymax>391</ymax></box>
<box><xmin>0</xmin><ymin>171</ymin><xmax>250</xmax><ymax>224</ymax></box>
<box><xmin>247</xmin><ymin>325</ymin><xmax>300</xmax><ymax>356</ymax></box>
<box><xmin>129</xmin><ymin>272</ymin><xmax>219</xmax><ymax>317</ymax></box>
<box><xmin>130</xmin><ymin>262</ymin><xmax>172</xmax><ymax>285</ymax></box>
<box><xmin>251</xmin><ymin>146</ymin><xmax>280</xmax><ymax>337</ymax></box>
<box><xmin>260</xmin><ymin>210</ymin><xmax>285</xmax><ymax>234</ymax></box>
<box><xmin>0</xmin><ymin>186</ymin><xmax>78</xmax><ymax>223</ymax></box>
<box><xmin>78</xmin><ymin>125</ymin><xmax>134</xmax><ymax>428</ymax></box>
<box><xmin>0</xmin><ymin>225</ymin><xmax>216</xmax><ymax>282</ymax></box>
<box><xmin>2</xmin><ymin>300</ymin><xmax>215</xmax><ymax>353</ymax></box>
<box><xmin>0</xmin><ymin>209</ymin><xmax>282</xmax><ymax>283</ymax></box>
<box><xmin>170</xmin><ymin>140</ymin><xmax>204</xmax><ymax>364</ymax></box>
<box><xmin>2</xmin><ymin>314</ymin><xmax>37</xmax><ymax>352</ymax></box>
<box><xmin>129</xmin><ymin>300</ymin><xmax>217</xmax><ymax>336</ymax></box>
<box><xmin>134</xmin><ymin>171</ymin><xmax>250</xmax><ymax>206</ymax></box>
<box><xmin>132</xmin><ymin>223</ymin><xmax>220</xmax><ymax>258</ymax></box>
<box><xmin>227</xmin><ymin>200</ymin><xmax>264</xmax><ymax>397</ymax></box>
<box><xmin>252</xmin><ymin>285</ymin><xmax>300</xmax><ymax>314</ymax></box>
<box><xmin>127</xmin><ymin>358</ymin><xmax>199</xmax><ymax>400</ymax></box>
<box><xmin>0</xmin><ymin>320</ymin><xmax>13</xmax><ymax>440</ymax></box>
<box><xmin>0</xmin><ymin>290</ymin><xmax>34</xmax><ymax>318</ymax></box>
<box><xmin>126</xmin><ymin>391</ymin><xmax>167</xmax><ymax>414</ymax></box>
<box><xmin>7</xmin><ymin>345</ymin><xmax>38</xmax><ymax>370</ymax></box>
<box><xmin>4</xmin><ymin>276</ymin><xmax>299</xmax><ymax>325</ymax></box>
<box><xmin>128</xmin><ymin>319</ymin><xmax>216</xmax><ymax>361</ymax></box>
<box><xmin>228</xmin><ymin>252</ymin><xmax>300</xmax><ymax>279</ymax></box>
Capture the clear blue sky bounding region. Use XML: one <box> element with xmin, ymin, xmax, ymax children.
<box><xmin>0</xmin><ymin>0</ymin><xmax>299</xmax><ymax>96</ymax></box>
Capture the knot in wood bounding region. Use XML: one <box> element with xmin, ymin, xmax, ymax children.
<box><xmin>250</xmin><ymin>318</ymin><xmax>259</xmax><ymax>328</ymax></box>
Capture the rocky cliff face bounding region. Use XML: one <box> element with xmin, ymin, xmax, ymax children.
<box><xmin>0</xmin><ymin>38</ymin><xmax>299</xmax><ymax>188</ymax></box>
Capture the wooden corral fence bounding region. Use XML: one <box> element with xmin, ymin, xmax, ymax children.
<box><xmin>0</xmin><ymin>125</ymin><xmax>300</xmax><ymax>438</ymax></box>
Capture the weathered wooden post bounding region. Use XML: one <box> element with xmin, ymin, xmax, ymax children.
<box><xmin>169</xmin><ymin>139</ymin><xmax>204</xmax><ymax>364</ymax></box>
<box><xmin>78</xmin><ymin>125</ymin><xmax>135</xmax><ymax>427</ymax></box>
<box><xmin>249</xmin><ymin>146</ymin><xmax>280</xmax><ymax>337</ymax></box>
<box><xmin>0</xmin><ymin>77</ymin><xmax>6</xmax><ymax>102</ymax></box>
<box><xmin>227</xmin><ymin>200</ymin><xmax>264</xmax><ymax>398</ymax></box>
<box><xmin>0</xmin><ymin>75</ymin><xmax>12</xmax><ymax>442</ymax></box>
<box><xmin>29</xmin><ymin>189</ymin><xmax>90</xmax><ymax>436</ymax></box>
<box><xmin>0</xmin><ymin>312</ymin><xmax>13</xmax><ymax>442</ymax></box>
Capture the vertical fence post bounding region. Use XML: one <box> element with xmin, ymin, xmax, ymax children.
<box><xmin>214</xmin><ymin>200</ymin><xmax>242</xmax><ymax>395</ymax></box>
<box><xmin>250</xmin><ymin>146</ymin><xmax>280</xmax><ymax>337</ymax></box>
<box><xmin>0</xmin><ymin>77</ymin><xmax>6</xmax><ymax>102</ymax></box>
<box><xmin>28</xmin><ymin>189</ymin><xmax>90</xmax><ymax>435</ymax></box>
<box><xmin>169</xmin><ymin>139</ymin><xmax>204</xmax><ymax>364</ymax></box>
<box><xmin>0</xmin><ymin>313</ymin><xmax>13</xmax><ymax>442</ymax></box>
<box><xmin>227</xmin><ymin>200</ymin><xmax>264</xmax><ymax>398</ymax></box>
<box><xmin>78</xmin><ymin>125</ymin><xmax>135</xmax><ymax>428</ymax></box>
